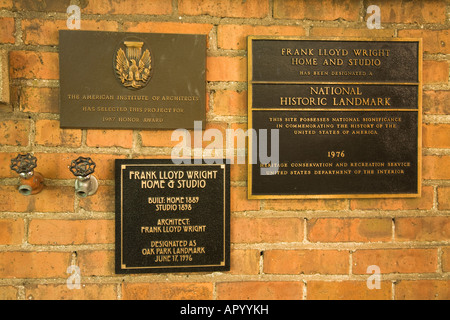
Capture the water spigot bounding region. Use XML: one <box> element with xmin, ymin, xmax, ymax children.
<box><xmin>10</xmin><ymin>153</ymin><xmax>44</xmax><ymax>195</ymax></box>
<box><xmin>69</xmin><ymin>156</ymin><xmax>99</xmax><ymax>198</ymax></box>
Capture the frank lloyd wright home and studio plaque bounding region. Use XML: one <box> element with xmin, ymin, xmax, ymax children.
<box><xmin>248</xmin><ymin>37</ymin><xmax>422</xmax><ymax>199</ymax></box>
<box><xmin>115</xmin><ymin>159</ymin><xmax>230</xmax><ymax>273</ymax></box>
<box><xmin>59</xmin><ymin>30</ymin><xmax>206</xmax><ymax>129</ymax></box>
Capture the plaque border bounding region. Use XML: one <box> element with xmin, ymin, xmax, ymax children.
<box><xmin>247</xmin><ymin>36</ymin><xmax>422</xmax><ymax>199</ymax></box>
<box><xmin>115</xmin><ymin>160</ymin><xmax>230</xmax><ymax>273</ymax></box>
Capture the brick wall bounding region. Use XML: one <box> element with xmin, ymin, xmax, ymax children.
<box><xmin>0</xmin><ymin>0</ymin><xmax>449</xmax><ymax>300</ymax></box>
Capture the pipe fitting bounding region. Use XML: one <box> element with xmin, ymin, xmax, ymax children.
<box><xmin>19</xmin><ymin>171</ymin><xmax>44</xmax><ymax>195</ymax></box>
<box><xmin>69</xmin><ymin>156</ymin><xmax>98</xmax><ymax>197</ymax></box>
<box><xmin>10</xmin><ymin>153</ymin><xmax>44</xmax><ymax>196</ymax></box>
<box><xmin>74</xmin><ymin>175</ymin><xmax>98</xmax><ymax>198</ymax></box>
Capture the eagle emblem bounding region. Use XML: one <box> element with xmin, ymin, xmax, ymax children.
<box><xmin>115</xmin><ymin>41</ymin><xmax>152</xmax><ymax>89</ymax></box>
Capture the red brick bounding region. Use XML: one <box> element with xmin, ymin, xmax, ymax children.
<box><xmin>17</xmin><ymin>87</ymin><xmax>59</xmax><ymax>113</ymax></box>
<box><xmin>194</xmin><ymin>122</ymin><xmax>228</xmax><ymax>149</ymax></box>
<box><xmin>0</xmin><ymin>286</ymin><xmax>17</xmax><ymax>300</ymax></box>
<box><xmin>375</xmin><ymin>0</ymin><xmax>446</xmax><ymax>24</ymax></box>
<box><xmin>265</xmin><ymin>198</ymin><xmax>347</xmax><ymax>211</ymax></box>
<box><xmin>423</xmin><ymin>90</ymin><xmax>450</xmax><ymax>115</ymax></box>
<box><xmin>86</xmin><ymin>129</ymin><xmax>133</xmax><ymax>148</ymax></box>
<box><xmin>206</xmin><ymin>56</ymin><xmax>247</xmax><ymax>82</ymax></box>
<box><xmin>28</xmin><ymin>219</ymin><xmax>114</xmax><ymax>245</ymax></box>
<box><xmin>0</xmin><ymin>0</ymin><xmax>12</xmax><ymax>9</ymax></box>
<box><xmin>0</xmin><ymin>50</ymin><xmax>9</xmax><ymax>106</ymax></box>
<box><xmin>395</xmin><ymin>280</ymin><xmax>450</xmax><ymax>300</ymax></box>
<box><xmin>124</xmin><ymin>21</ymin><xmax>213</xmax><ymax>47</ymax></box>
<box><xmin>438</xmin><ymin>187</ymin><xmax>450</xmax><ymax>210</ymax></box>
<box><xmin>0</xmin><ymin>186</ymin><xmax>29</xmax><ymax>212</ymax></box>
<box><xmin>350</xmin><ymin>186</ymin><xmax>433</xmax><ymax>210</ymax></box>
<box><xmin>231</xmin><ymin>217</ymin><xmax>302</xmax><ymax>243</ymax></box>
<box><xmin>140</xmin><ymin>122</ymin><xmax>227</xmax><ymax>152</ymax></box>
<box><xmin>22</xmin><ymin>19</ymin><xmax>118</xmax><ymax>46</ymax></box>
<box><xmin>228</xmin><ymin>123</ymin><xmax>249</xmax><ymax>154</ymax></box>
<box><xmin>274</xmin><ymin>0</ymin><xmax>359</xmax><ymax>21</ymax></box>
<box><xmin>264</xmin><ymin>249</ymin><xmax>349</xmax><ymax>274</ymax></box>
<box><xmin>35</xmin><ymin>119</ymin><xmax>81</xmax><ymax>147</ymax></box>
<box><xmin>165</xmin><ymin>123</ymin><xmax>226</xmax><ymax>151</ymax></box>
<box><xmin>308</xmin><ymin>218</ymin><xmax>392</xmax><ymax>242</ymax></box>
<box><xmin>0</xmin><ymin>219</ymin><xmax>24</xmax><ymax>245</ymax></box>
<box><xmin>84</xmin><ymin>0</ymin><xmax>172</xmax><ymax>15</ymax></box>
<box><xmin>231</xmin><ymin>186</ymin><xmax>259</xmax><ymax>212</ymax></box>
<box><xmin>353</xmin><ymin>249</ymin><xmax>438</xmax><ymax>274</ymax></box>
<box><xmin>141</xmin><ymin>129</ymin><xmax>191</xmax><ymax>148</ymax></box>
<box><xmin>399</xmin><ymin>29</ymin><xmax>450</xmax><ymax>54</ymax></box>
<box><xmin>217</xmin><ymin>281</ymin><xmax>303</xmax><ymax>300</ymax></box>
<box><xmin>78</xmin><ymin>185</ymin><xmax>115</xmax><ymax>212</ymax></box>
<box><xmin>423</xmin><ymin>155</ymin><xmax>450</xmax><ymax>180</ymax></box>
<box><xmin>123</xmin><ymin>282</ymin><xmax>213</xmax><ymax>300</ymax></box>
<box><xmin>0</xmin><ymin>152</ymin><xmax>16</xmax><ymax>178</ymax></box>
<box><xmin>0</xmin><ymin>250</ymin><xmax>113</xmax><ymax>279</ymax></box>
<box><xmin>31</xmin><ymin>187</ymin><xmax>74</xmax><ymax>212</ymax></box>
<box><xmin>423</xmin><ymin>60</ymin><xmax>449</xmax><ymax>84</ymax></box>
<box><xmin>179</xmin><ymin>0</ymin><xmax>269</xmax><ymax>18</ymax></box>
<box><xmin>443</xmin><ymin>247</ymin><xmax>450</xmax><ymax>272</ymax></box>
<box><xmin>77</xmin><ymin>250</ymin><xmax>114</xmax><ymax>276</ymax></box>
<box><xmin>229</xmin><ymin>249</ymin><xmax>260</xmax><ymax>275</ymax></box>
<box><xmin>395</xmin><ymin>217</ymin><xmax>450</xmax><ymax>241</ymax></box>
<box><xmin>213</xmin><ymin>90</ymin><xmax>247</xmax><ymax>116</ymax></box>
<box><xmin>310</xmin><ymin>27</ymin><xmax>395</xmax><ymax>38</ymax></box>
<box><xmin>13</xmin><ymin>0</ymin><xmax>70</xmax><ymax>12</ymax></box>
<box><xmin>0</xmin><ymin>17</ymin><xmax>15</xmax><ymax>44</ymax></box>
<box><xmin>230</xmin><ymin>163</ymin><xmax>246</xmax><ymax>182</ymax></box>
<box><xmin>25</xmin><ymin>284</ymin><xmax>117</xmax><ymax>300</ymax></box>
<box><xmin>0</xmin><ymin>119</ymin><xmax>30</xmax><ymax>146</ymax></box>
<box><xmin>218</xmin><ymin>24</ymin><xmax>305</xmax><ymax>50</ymax></box>
<box><xmin>423</xmin><ymin>123</ymin><xmax>450</xmax><ymax>148</ymax></box>
<box><xmin>0</xmin><ymin>186</ymin><xmax>74</xmax><ymax>213</ymax></box>
<box><xmin>0</xmin><ymin>251</ymin><xmax>70</xmax><ymax>278</ymax></box>
<box><xmin>308</xmin><ymin>281</ymin><xmax>391</xmax><ymax>300</ymax></box>
<box><xmin>10</xmin><ymin>51</ymin><xmax>59</xmax><ymax>80</ymax></box>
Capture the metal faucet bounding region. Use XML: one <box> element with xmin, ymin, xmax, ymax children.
<box><xmin>10</xmin><ymin>153</ymin><xmax>44</xmax><ymax>195</ymax></box>
<box><xmin>69</xmin><ymin>156</ymin><xmax>98</xmax><ymax>197</ymax></box>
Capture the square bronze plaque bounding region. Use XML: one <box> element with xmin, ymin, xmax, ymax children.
<box><xmin>248</xmin><ymin>37</ymin><xmax>422</xmax><ymax>199</ymax></box>
<box><xmin>115</xmin><ymin>159</ymin><xmax>230</xmax><ymax>274</ymax></box>
<box><xmin>59</xmin><ymin>30</ymin><xmax>206</xmax><ymax>129</ymax></box>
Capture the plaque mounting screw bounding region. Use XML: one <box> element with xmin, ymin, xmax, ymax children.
<box><xmin>69</xmin><ymin>156</ymin><xmax>98</xmax><ymax>198</ymax></box>
<box><xmin>10</xmin><ymin>153</ymin><xmax>44</xmax><ymax>195</ymax></box>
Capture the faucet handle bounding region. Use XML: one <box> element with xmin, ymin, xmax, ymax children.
<box><xmin>69</xmin><ymin>156</ymin><xmax>96</xmax><ymax>178</ymax></box>
<box><xmin>10</xmin><ymin>153</ymin><xmax>44</xmax><ymax>195</ymax></box>
<box><xmin>10</xmin><ymin>153</ymin><xmax>37</xmax><ymax>177</ymax></box>
<box><xmin>69</xmin><ymin>156</ymin><xmax>98</xmax><ymax>197</ymax></box>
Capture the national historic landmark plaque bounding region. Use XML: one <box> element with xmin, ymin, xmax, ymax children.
<box><xmin>248</xmin><ymin>37</ymin><xmax>422</xmax><ymax>199</ymax></box>
<box><xmin>59</xmin><ymin>30</ymin><xmax>206</xmax><ymax>129</ymax></box>
<box><xmin>115</xmin><ymin>159</ymin><xmax>230</xmax><ymax>273</ymax></box>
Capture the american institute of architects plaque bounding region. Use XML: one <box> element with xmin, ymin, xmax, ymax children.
<box><xmin>59</xmin><ymin>30</ymin><xmax>206</xmax><ymax>129</ymax></box>
<box><xmin>248</xmin><ymin>37</ymin><xmax>422</xmax><ymax>199</ymax></box>
<box><xmin>115</xmin><ymin>159</ymin><xmax>230</xmax><ymax>273</ymax></box>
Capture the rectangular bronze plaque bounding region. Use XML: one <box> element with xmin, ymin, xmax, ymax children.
<box><xmin>59</xmin><ymin>30</ymin><xmax>206</xmax><ymax>129</ymax></box>
<box><xmin>115</xmin><ymin>159</ymin><xmax>230</xmax><ymax>273</ymax></box>
<box><xmin>248</xmin><ymin>37</ymin><xmax>422</xmax><ymax>199</ymax></box>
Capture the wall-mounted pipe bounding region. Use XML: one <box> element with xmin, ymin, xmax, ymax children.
<box><xmin>10</xmin><ymin>153</ymin><xmax>44</xmax><ymax>195</ymax></box>
<box><xmin>69</xmin><ymin>156</ymin><xmax>98</xmax><ymax>197</ymax></box>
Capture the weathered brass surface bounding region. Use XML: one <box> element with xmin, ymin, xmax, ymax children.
<box><xmin>59</xmin><ymin>30</ymin><xmax>206</xmax><ymax>129</ymax></box>
<box><xmin>248</xmin><ymin>37</ymin><xmax>422</xmax><ymax>199</ymax></box>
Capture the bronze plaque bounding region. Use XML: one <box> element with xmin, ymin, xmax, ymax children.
<box><xmin>248</xmin><ymin>37</ymin><xmax>422</xmax><ymax>199</ymax></box>
<box><xmin>115</xmin><ymin>159</ymin><xmax>230</xmax><ymax>274</ymax></box>
<box><xmin>59</xmin><ymin>30</ymin><xmax>206</xmax><ymax>129</ymax></box>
